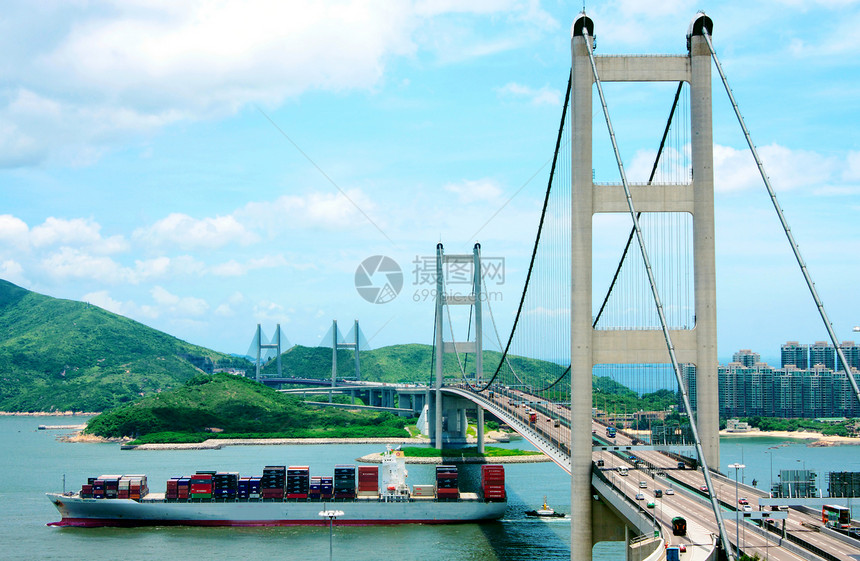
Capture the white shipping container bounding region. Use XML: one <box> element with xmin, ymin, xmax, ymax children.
<box><xmin>412</xmin><ymin>485</ymin><xmax>435</xmax><ymax>497</ymax></box>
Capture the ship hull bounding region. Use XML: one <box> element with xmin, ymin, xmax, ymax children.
<box><xmin>47</xmin><ymin>494</ymin><xmax>506</xmax><ymax>527</ymax></box>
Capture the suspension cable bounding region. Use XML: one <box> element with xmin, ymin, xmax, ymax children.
<box><xmin>581</xmin><ymin>26</ymin><xmax>735</xmax><ymax>560</ymax></box>
<box><xmin>702</xmin><ymin>27</ymin><xmax>860</xmax><ymax>408</ymax></box>
<box><xmin>475</xmin><ymin>74</ymin><xmax>572</xmax><ymax>393</ymax></box>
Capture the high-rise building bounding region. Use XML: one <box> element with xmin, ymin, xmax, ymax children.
<box><xmin>832</xmin><ymin>370</ymin><xmax>860</xmax><ymax>417</ymax></box>
<box><xmin>810</xmin><ymin>341</ymin><xmax>835</xmax><ymax>370</ymax></box>
<box><xmin>719</xmin><ymin>363</ymin><xmax>745</xmax><ymax>418</ymax></box>
<box><xmin>771</xmin><ymin>367</ymin><xmax>803</xmax><ymax>418</ymax></box>
<box><xmin>781</xmin><ymin>341</ymin><xmax>808</xmax><ymax>369</ymax></box>
<box><xmin>802</xmin><ymin>366</ymin><xmax>831</xmax><ymax>418</ymax></box>
<box><xmin>719</xmin><ymin>341</ymin><xmax>860</xmax><ymax>418</ymax></box>
<box><xmin>679</xmin><ymin>363</ymin><xmax>697</xmax><ymax>414</ymax></box>
<box><xmin>838</xmin><ymin>341</ymin><xmax>860</xmax><ymax>372</ymax></box>
<box><xmin>732</xmin><ymin>349</ymin><xmax>760</xmax><ymax>368</ymax></box>
<box><xmin>745</xmin><ymin>364</ymin><xmax>775</xmax><ymax>417</ymax></box>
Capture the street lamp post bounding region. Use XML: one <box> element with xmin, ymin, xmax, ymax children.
<box><xmin>766</xmin><ymin>447</ymin><xmax>777</xmax><ymax>495</ymax></box>
<box><xmin>729</xmin><ymin>463</ymin><xmax>745</xmax><ymax>559</ymax></box>
<box><xmin>319</xmin><ymin>509</ymin><xmax>344</xmax><ymax>561</ymax></box>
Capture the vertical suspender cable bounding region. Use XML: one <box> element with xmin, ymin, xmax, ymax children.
<box><xmin>593</xmin><ymin>83</ymin><xmax>685</xmax><ymax>329</ymax></box>
<box><xmin>581</xmin><ymin>27</ymin><xmax>736</xmax><ymax>560</ymax></box>
<box><xmin>701</xmin><ymin>29</ymin><xmax>860</xmax><ymax>409</ymax></box>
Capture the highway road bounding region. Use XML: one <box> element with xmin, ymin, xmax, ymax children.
<box><xmin>472</xmin><ymin>384</ymin><xmax>859</xmax><ymax>560</ymax></box>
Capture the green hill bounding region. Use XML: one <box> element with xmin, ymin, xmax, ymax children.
<box><xmin>0</xmin><ymin>278</ymin><xmax>677</xmax><ymax>417</ymax></box>
<box><xmin>264</xmin><ymin>343</ymin><xmax>571</xmax><ymax>388</ymax></box>
<box><xmin>0</xmin><ymin>280</ymin><xmax>248</xmax><ymax>412</ymax></box>
<box><xmin>85</xmin><ymin>373</ymin><xmax>408</xmax><ymax>441</ymax></box>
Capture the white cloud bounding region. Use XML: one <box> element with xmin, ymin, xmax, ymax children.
<box><xmin>497</xmin><ymin>82</ymin><xmax>561</xmax><ymax>106</ymax></box>
<box><xmin>239</xmin><ymin>190</ymin><xmax>380</xmax><ymax>233</ymax></box>
<box><xmin>0</xmin><ymin>1</ymin><xmax>421</xmax><ymax>167</ymax></box>
<box><xmin>210</xmin><ymin>260</ymin><xmax>244</xmax><ymax>277</ymax></box>
<box><xmin>214</xmin><ymin>303</ymin><xmax>234</xmax><ymax>317</ymax></box>
<box><xmin>40</xmin><ymin>247</ymin><xmax>128</xmax><ymax>283</ymax></box>
<box><xmin>714</xmin><ymin>143</ymin><xmax>839</xmax><ymax>193</ymax></box>
<box><xmin>0</xmin><ymin>259</ymin><xmax>26</xmax><ymax>284</ymax></box>
<box><xmin>444</xmin><ymin>178</ymin><xmax>503</xmax><ymax>204</ymax></box>
<box><xmin>82</xmin><ymin>290</ymin><xmax>125</xmax><ymax>315</ymax></box>
<box><xmin>209</xmin><ymin>254</ymin><xmax>297</xmax><ymax>277</ymax></box>
<box><xmin>844</xmin><ymin>151</ymin><xmax>860</xmax><ymax>181</ymax></box>
<box><xmin>588</xmin><ymin>0</ymin><xmax>695</xmax><ymax>49</ymax></box>
<box><xmin>133</xmin><ymin>212</ymin><xmax>258</xmax><ymax>250</ymax></box>
<box><xmin>253</xmin><ymin>299</ymin><xmax>289</xmax><ymax>323</ymax></box>
<box><xmin>30</xmin><ymin>217</ymin><xmax>126</xmax><ymax>252</ymax></box>
<box><xmin>0</xmin><ymin>215</ymin><xmax>30</xmax><ymax>248</ymax></box>
<box><xmin>151</xmin><ymin>285</ymin><xmax>209</xmax><ymax>316</ymax></box>
<box><xmin>0</xmin><ymin>1</ymin><xmax>566</xmax><ymax>168</ymax></box>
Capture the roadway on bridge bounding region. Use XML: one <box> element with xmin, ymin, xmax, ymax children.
<box><xmin>471</xmin><ymin>385</ymin><xmax>858</xmax><ymax>561</ymax></box>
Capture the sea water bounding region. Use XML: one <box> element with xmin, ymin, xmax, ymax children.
<box><xmin>3</xmin><ymin>416</ymin><xmax>855</xmax><ymax>560</ymax></box>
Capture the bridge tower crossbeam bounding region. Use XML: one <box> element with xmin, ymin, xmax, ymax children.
<box><xmin>327</xmin><ymin>319</ymin><xmax>362</xmax><ymax>403</ymax></box>
<box><xmin>254</xmin><ymin>323</ymin><xmax>283</xmax><ymax>383</ymax></box>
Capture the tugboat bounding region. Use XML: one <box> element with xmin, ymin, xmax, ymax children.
<box><xmin>525</xmin><ymin>497</ymin><xmax>565</xmax><ymax>518</ymax></box>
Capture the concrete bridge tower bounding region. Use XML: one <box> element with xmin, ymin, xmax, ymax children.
<box><xmin>569</xmin><ymin>13</ymin><xmax>718</xmax><ymax>560</ymax></box>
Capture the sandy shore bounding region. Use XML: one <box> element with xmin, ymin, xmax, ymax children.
<box><xmin>719</xmin><ymin>428</ymin><xmax>860</xmax><ymax>446</ymax></box>
<box><xmin>63</xmin><ymin>430</ymin><xmax>514</xmax><ymax>449</ymax></box>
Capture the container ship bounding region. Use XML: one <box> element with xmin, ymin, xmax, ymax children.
<box><xmin>47</xmin><ymin>447</ymin><xmax>507</xmax><ymax>527</ymax></box>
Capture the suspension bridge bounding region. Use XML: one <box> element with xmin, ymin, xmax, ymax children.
<box><xmin>250</xmin><ymin>11</ymin><xmax>860</xmax><ymax>561</ymax></box>
<box><xmin>419</xmin><ymin>12</ymin><xmax>860</xmax><ymax>561</ymax></box>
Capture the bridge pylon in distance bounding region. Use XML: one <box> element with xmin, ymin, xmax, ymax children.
<box><xmin>432</xmin><ymin>242</ymin><xmax>485</xmax><ymax>451</ymax></box>
<box><xmin>250</xmin><ymin>324</ymin><xmax>289</xmax><ymax>382</ymax></box>
<box><xmin>319</xmin><ymin>320</ymin><xmax>368</xmax><ymax>402</ymax></box>
<box><xmin>570</xmin><ymin>12</ymin><xmax>718</xmax><ymax>560</ymax></box>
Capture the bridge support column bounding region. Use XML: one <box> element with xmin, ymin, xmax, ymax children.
<box><xmin>434</xmin><ymin>244</ymin><xmax>444</xmax><ymax>449</ymax></box>
<box><xmin>571</xmin><ymin>15</ymin><xmax>596</xmax><ymax>561</ymax></box>
<box><xmin>477</xmin><ymin>407</ymin><xmax>485</xmax><ymax>453</ymax></box>
<box><xmin>690</xmin><ymin>30</ymin><xmax>719</xmax><ymax>468</ymax></box>
<box><xmin>459</xmin><ymin>408</ymin><xmax>468</xmax><ymax>440</ymax></box>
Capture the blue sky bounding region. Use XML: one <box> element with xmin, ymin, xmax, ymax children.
<box><xmin>1</xmin><ymin>1</ymin><xmax>858</xmax><ymax>365</ymax></box>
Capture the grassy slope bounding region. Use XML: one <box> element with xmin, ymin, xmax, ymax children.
<box><xmin>0</xmin><ymin>280</ymin><xmax>247</xmax><ymax>412</ymax></box>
